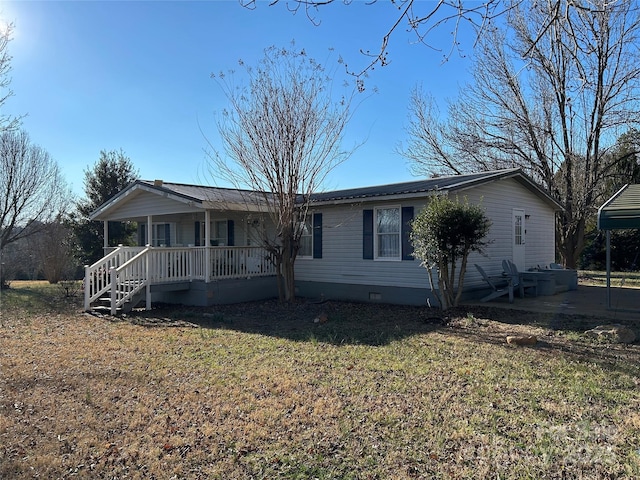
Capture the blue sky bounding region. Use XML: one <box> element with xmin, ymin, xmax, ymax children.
<box><xmin>1</xmin><ymin>0</ymin><xmax>475</xmax><ymax>197</ymax></box>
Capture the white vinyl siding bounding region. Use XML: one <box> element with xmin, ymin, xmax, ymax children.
<box><xmin>107</xmin><ymin>190</ymin><xmax>202</xmax><ymax>221</ymax></box>
<box><xmin>295</xmin><ymin>177</ymin><xmax>556</xmax><ymax>292</ymax></box>
<box><xmin>462</xmin><ymin>179</ymin><xmax>556</xmax><ymax>289</ymax></box>
<box><xmin>295</xmin><ymin>201</ymin><xmax>428</xmax><ymax>288</ymax></box>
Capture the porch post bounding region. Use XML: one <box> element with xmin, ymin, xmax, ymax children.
<box><xmin>103</xmin><ymin>221</ymin><xmax>108</xmax><ymax>253</ymax></box>
<box><xmin>147</xmin><ymin>216</ymin><xmax>152</xmax><ymax>246</ymax></box>
<box><xmin>146</xmin><ymin>246</ymin><xmax>151</xmax><ymax>310</ymax></box>
<box><xmin>205</xmin><ymin>210</ymin><xmax>211</xmax><ymax>282</ymax></box>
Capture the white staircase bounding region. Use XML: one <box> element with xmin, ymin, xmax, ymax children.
<box><xmin>84</xmin><ymin>247</ymin><xmax>151</xmax><ymax>315</ymax></box>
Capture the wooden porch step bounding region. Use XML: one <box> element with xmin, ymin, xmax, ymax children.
<box><xmin>90</xmin><ymin>289</ymin><xmax>146</xmax><ymax>314</ymax></box>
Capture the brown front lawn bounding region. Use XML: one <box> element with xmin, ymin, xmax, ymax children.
<box><xmin>1</xmin><ymin>282</ymin><xmax>639</xmax><ymax>479</ymax></box>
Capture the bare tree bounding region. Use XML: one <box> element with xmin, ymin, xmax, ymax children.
<box><xmin>401</xmin><ymin>0</ymin><xmax>640</xmax><ymax>268</ymax></box>
<box><xmin>210</xmin><ymin>45</ymin><xmax>357</xmax><ymax>302</ymax></box>
<box><xmin>242</xmin><ymin>0</ymin><xmax>620</xmax><ymax>81</ymax></box>
<box><xmin>0</xmin><ymin>22</ymin><xmax>20</xmax><ymax>132</ymax></box>
<box><xmin>0</xmin><ymin>130</ymin><xmax>72</xmax><ymax>259</ymax></box>
<box><xmin>33</xmin><ymin>219</ymin><xmax>76</xmax><ymax>284</ymax></box>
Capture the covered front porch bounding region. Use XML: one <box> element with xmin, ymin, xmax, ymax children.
<box><xmin>84</xmin><ymin>245</ymin><xmax>277</xmax><ymax>313</ymax></box>
<box><xmin>85</xmin><ymin>180</ymin><xmax>279</xmax><ymax>313</ymax></box>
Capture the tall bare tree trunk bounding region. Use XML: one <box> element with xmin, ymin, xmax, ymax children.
<box><xmin>402</xmin><ymin>1</ymin><xmax>640</xmax><ymax>267</ymax></box>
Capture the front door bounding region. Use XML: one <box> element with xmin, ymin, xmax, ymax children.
<box><xmin>512</xmin><ymin>209</ymin><xmax>526</xmax><ymax>271</ymax></box>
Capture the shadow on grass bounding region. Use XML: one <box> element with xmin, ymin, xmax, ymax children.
<box><xmin>125</xmin><ymin>299</ymin><xmax>640</xmax><ymax>379</ymax></box>
<box><xmin>129</xmin><ymin>299</ymin><xmax>447</xmax><ymax>346</ymax></box>
<box><xmin>128</xmin><ymin>298</ymin><xmax>636</xmax><ymax>344</ymax></box>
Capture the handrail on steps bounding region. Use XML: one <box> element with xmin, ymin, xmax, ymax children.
<box><xmin>83</xmin><ymin>245</ymin><xmax>146</xmax><ymax>311</ymax></box>
<box><xmin>110</xmin><ymin>247</ymin><xmax>151</xmax><ymax>315</ymax></box>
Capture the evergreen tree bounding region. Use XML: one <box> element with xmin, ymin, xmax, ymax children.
<box><xmin>72</xmin><ymin>150</ymin><xmax>139</xmax><ymax>265</ymax></box>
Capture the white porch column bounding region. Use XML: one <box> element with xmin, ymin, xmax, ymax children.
<box><xmin>205</xmin><ymin>210</ymin><xmax>211</xmax><ymax>282</ymax></box>
<box><xmin>103</xmin><ymin>221</ymin><xmax>108</xmax><ymax>251</ymax></box>
<box><xmin>146</xmin><ymin>215</ymin><xmax>153</xmax><ymax>308</ymax></box>
<box><xmin>147</xmin><ymin>215</ymin><xmax>153</xmax><ymax>246</ymax></box>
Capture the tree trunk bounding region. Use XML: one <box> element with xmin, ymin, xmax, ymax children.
<box><xmin>277</xmin><ymin>236</ymin><xmax>297</xmax><ymax>303</ymax></box>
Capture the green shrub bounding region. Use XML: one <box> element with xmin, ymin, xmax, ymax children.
<box><xmin>411</xmin><ymin>195</ymin><xmax>491</xmax><ymax>310</ymax></box>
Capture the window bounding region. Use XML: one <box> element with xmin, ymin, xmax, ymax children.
<box><xmin>363</xmin><ymin>207</ymin><xmax>413</xmax><ymax>261</ymax></box>
<box><xmin>375</xmin><ymin>207</ymin><xmax>400</xmax><ymax>259</ymax></box>
<box><xmin>298</xmin><ymin>217</ymin><xmax>313</xmax><ymax>258</ymax></box>
<box><xmin>199</xmin><ymin>220</ymin><xmax>230</xmax><ymax>246</ymax></box>
<box><xmin>514</xmin><ymin>214</ymin><xmax>523</xmax><ymax>245</ymax></box>
<box><xmin>213</xmin><ymin>220</ymin><xmax>228</xmax><ymax>246</ymax></box>
<box><xmin>150</xmin><ymin>223</ymin><xmax>174</xmax><ymax>247</ymax></box>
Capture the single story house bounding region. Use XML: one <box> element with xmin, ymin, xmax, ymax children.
<box><xmin>84</xmin><ymin>168</ymin><xmax>563</xmax><ymax>313</ymax></box>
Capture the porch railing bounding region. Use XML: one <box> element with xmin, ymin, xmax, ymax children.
<box><xmin>210</xmin><ymin>246</ymin><xmax>276</xmax><ymax>279</ymax></box>
<box><xmin>84</xmin><ymin>246</ymin><xmax>146</xmax><ymax>310</ymax></box>
<box><xmin>146</xmin><ymin>246</ymin><xmax>276</xmax><ymax>282</ymax></box>
<box><xmin>84</xmin><ymin>245</ymin><xmax>276</xmax><ymax>311</ymax></box>
<box><xmin>110</xmin><ymin>247</ymin><xmax>151</xmax><ymax>314</ymax></box>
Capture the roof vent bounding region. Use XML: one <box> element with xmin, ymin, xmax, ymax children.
<box><xmin>154</xmin><ymin>179</ymin><xmax>163</xmax><ymax>187</ymax></box>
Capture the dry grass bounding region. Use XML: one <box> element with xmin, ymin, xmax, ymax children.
<box><xmin>579</xmin><ymin>270</ymin><xmax>640</xmax><ymax>288</ymax></box>
<box><xmin>1</xmin><ymin>281</ymin><xmax>640</xmax><ymax>479</ymax></box>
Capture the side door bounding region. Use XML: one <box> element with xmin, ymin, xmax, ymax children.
<box><xmin>512</xmin><ymin>208</ymin><xmax>526</xmax><ymax>271</ymax></box>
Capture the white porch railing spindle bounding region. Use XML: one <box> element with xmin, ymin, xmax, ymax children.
<box><xmin>84</xmin><ymin>245</ymin><xmax>276</xmax><ymax>311</ymax></box>
<box><xmin>110</xmin><ymin>266</ymin><xmax>117</xmax><ymax>315</ymax></box>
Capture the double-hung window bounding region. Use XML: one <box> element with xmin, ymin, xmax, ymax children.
<box><xmin>375</xmin><ymin>207</ymin><xmax>401</xmax><ymax>260</ymax></box>
<box><xmin>213</xmin><ymin>220</ymin><xmax>228</xmax><ymax>246</ymax></box>
<box><xmin>147</xmin><ymin>223</ymin><xmax>175</xmax><ymax>247</ymax></box>
<box><xmin>298</xmin><ymin>217</ymin><xmax>313</xmax><ymax>258</ymax></box>
<box><xmin>198</xmin><ymin>220</ymin><xmax>229</xmax><ymax>246</ymax></box>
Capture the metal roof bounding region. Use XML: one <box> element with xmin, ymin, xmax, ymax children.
<box><xmin>598</xmin><ymin>184</ymin><xmax>640</xmax><ymax>230</ymax></box>
<box><xmin>308</xmin><ymin>168</ymin><xmax>562</xmax><ymax>209</ymax></box>
<box><xmin>137</xmin><ymin>180</ymin><xmax>273</xmax><ymax>206</ymax></box>
<box><xmin>91</xmin><ymin>168</ymin><xmax>563</xmax><ymax>220</ymax></box>
<box><xmin>89</xmin><ymin>180</ymin><xmax>274</xmax><ymax>220</ymax></box>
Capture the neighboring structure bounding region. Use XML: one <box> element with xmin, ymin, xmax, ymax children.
<box><xmin>84</xmin><ymin>169</ymin><xmax>562</xmax><ymax>313</ymax></box>
<box><xmin>597</xmin><ymin>183</ymin><xmax>640</xmax><ymax>309</ymax></box>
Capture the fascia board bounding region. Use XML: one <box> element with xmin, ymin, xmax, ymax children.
<box><xmin>202</xmin><ymin>201</ymin><xmax>271</xmax><ymax>213</ymax></box>
<box><xmin>308</xmin><ymin>190</ymin><xmax>442</xmax><ymax>207</ymax></box>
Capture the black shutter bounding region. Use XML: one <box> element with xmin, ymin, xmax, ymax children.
<box><xmin>363</xmin><ymin>209</ymin><xmax>374</xmax><ymax>260</ymax></box>
<box><xmin>227</xmin><ymin>220</ymin><xmax>235</xmax><ymax>246</ymax></box>
<box><xmin>402</xmin><ymin>206</ymin><xmax>414</xmax><ymax>260</ymax></box>
<box><xmin>194</xmin><ymin>222</ymin><xmax>200</xmax><ymax>246</ymax></box>
<box><xmin>164</xmin><ymin>224</ymin><xmax>171</xmax><ymax>247</ymax></box>
<box><xmin>138</xmin><ymin>223</ymin><xmax>146</xmax><ymax>246</ymax></box>
<box><xmin>313</xmin><ymin>213</ymin><xmax>323</xmax><ymax>259</ymax></box>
